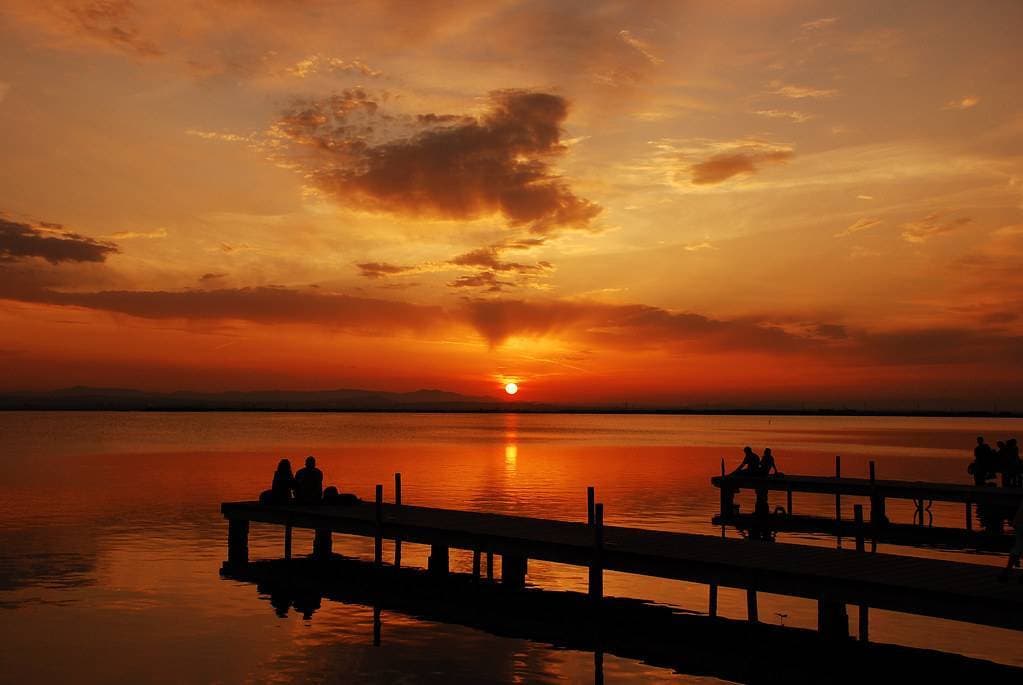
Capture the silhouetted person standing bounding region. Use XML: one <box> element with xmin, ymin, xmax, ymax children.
<box><xmin>295</xmin><ymin>456</ymin><xmax>324</xmax><ymax>504</ymax></box>
<box><xmin>1003</xmin><ymin>438</ymin><xmax>1021</xmax><ymax>488</ymax></box>
<box><xmin>731</xmin><ymin>446</ymin><xmax>761</xmax><ymax>475</ymax></box>
<box><xmin>270</xmin><ymin>458</ymin><xmax>295</xmax><ymax>504</ymax></box>
<box><xmin>971</xmin><ymin>437</ymin><xmax>994</xmax><ymax>486</ymax></box>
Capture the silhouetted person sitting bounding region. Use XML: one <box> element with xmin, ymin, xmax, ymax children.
<box><xmin>969</xmin><ymin>436</ymin><xmax>995</xmax><ymax>486</ymax></box>
<box><xmin>294</xmin><ymin>455</ymin><xmax>324</xmax><ymax>504</ymax></box>
<box><xmin>731</xmin><ymin>446</ymin><xmax>761</xmax><ymax>476</ymax></box>
<box><xmin>259</xmin><ymin>458</ymin><xmax>295</xmax><ymax>504</ymax></box>
<box><xmin>998</xmin><ymin>501</ymin><xmax>1023</xmax><ymax>583</ymax></box>
<box><xmin>758</xmin><ymin>448</ymin><xmax>780</xmax><ymax>476</ymax></box>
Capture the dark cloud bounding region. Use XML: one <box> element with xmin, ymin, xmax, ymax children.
<box><xmin>449</xmin><ymin>272</ymin><xmax>510</xmax><ymax>292</ymax></box>
<box><xmin>450</xmin><ymin>246</ymin><xmax>551</xmax><ymax>274</ymax></box>
<box><xmin>461</xmin><ymin>298</ymin><xmax>813</xmax><ymax>353</ymax></box>
<box><xmin>689</xmin><ymin>148</ymin><xmax>793</xmax><ymax>185</ymax></box>
<box><xmin>356</xmin><ymin>262</ymin><xmax>416</xmax><ymax>279</ymax></box>
<box><xmin>273</xmin><ymin>89</ymin><xmax>601</xmax><ymax>233</ymax></box>
<box><xmin>5</xmin><ymin>285</ymin><xmax>449</xmax><ymax>335</ymax></box>
<box><xmin>199</xmin><ymin>272</ymin><xmax>226</xmax><ymax>282</ymax></box>
<box><xmin>0</xmin><ymin>218</ymin><xmax>118</xmax><ymax>264</ymax></box>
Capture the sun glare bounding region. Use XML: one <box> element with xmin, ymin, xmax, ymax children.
<box><xmin>504</xmin><ymin>382</ymin><xmax>519</xmax><ymax>395</ymax></box>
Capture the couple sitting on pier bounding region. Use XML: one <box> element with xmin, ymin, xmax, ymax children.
<box><xmin>731</xmin><ymin>446</ymin><xmax>782</xmax><ymax>477</ymax></box>
<box><xmin>260</xmin><ymin>456</ymin><xmax>360</xmax><ymax>506</ymax></box>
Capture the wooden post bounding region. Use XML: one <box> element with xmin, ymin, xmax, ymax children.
<box><xmin>835</xmin><ymin>455</ymin><xmax>842</xmax><ymax>529</ymax></box>
<box><xmin>859</xmin><ymin>605</ymin><xmax>869</xmax><ymax>643</ymax></box>
<box><xmin>786</xmin><ymin>487</ymin><xmax>793</xmax><ymax>516</ymax></box>
<box><xmin>708</xmin><ymin>584</ymin><xmax>718</xmax><ymax>618</ymax></box>
<box><xmin>284</xmin><ymin>524</ymin><xmax>292</xmax><ymax>560</ymax></box>
<box><xmin>818</xmin><ymin>598</ymin><xmax>849</xmax><ymax>639</ymax></box>
<box><xmin>587</xmin><ymin>486</ymin><xmax>595</xmax><ymax>525</ymax></box>
<box><xmin>868</xmin><ymin>461</ymin><xmax>886</xmax><ymax>531</ymax></box>
<box><xmin>428</xmin><ymin>544</ymin><xmax>449</xmax><ymax>576</ymax></box>
<box><xmin>486</xmin><ymin>551</ymin><xmax>494</xmax><ymax>580</ymax></box>
<box><xmin>313</xmin><ymin>528</ymin><xmax>332</xmax><ymax>560</ymax></box>
<box><xmin>869</xmin><ymin>460</ymin><xmax>875</xmax><ymax>485</ymax></box>
<box><xmin>228</xmin><ymin>519</ymin><xmax>249</xmax><ymax>565</ymax></box>
<box><xmin>373</xmin><ymin>605</ymin><xmax>381</xmax><ymax>647</ymax></box>
<box><xmin>746</xmin><ymin>588</ymin><xmax>758</xmax><ymax>623</ymax></box>
<box><xmin>502</xmin><ymin>554</ymin><xmax>527</xmax><ymax>589</ymax></box>
<box><xmin>590</xmin><ymin>503</ymin><xmax>604</xmax><ymax>605</ymax></box>
<box><xmin>375</xmin><ymin>484</ymin><xmax>383</xmax><ymax>566</ymax></box>
<box><xmin>966</xmin><ymin>501</ymin><xmax>972</xmax><ymax>531</ymax></box>
<box><xmin>394</xmin><ymin>473</ymin><xmax>402</xmax><ymax>568</ymax></box>
<box><xmin>472</xmin><ymin>550</ymin><xmax>481</xmax><ymax>581</ymax></box>
<box><xmin>854</xmin><ymin>504</ymin><xmax>865</xmax><ymax>553</ymax></box>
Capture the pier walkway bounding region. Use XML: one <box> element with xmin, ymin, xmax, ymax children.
<box><xmin>222</xmin><ymin>489</ymin><xmax>1023</xmax><ymax>639</ymax></box>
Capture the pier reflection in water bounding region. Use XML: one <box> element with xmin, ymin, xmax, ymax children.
<box><xmin>2</xmin><ymin>411</ymin><xmax>1023</xmax><ymax>683</ymax></box>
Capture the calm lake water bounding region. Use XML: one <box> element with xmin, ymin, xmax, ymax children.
<box><xmin>1</xmin><ymin>411</ymin><xmax>1021</xmax><ymax>683</ymax></box>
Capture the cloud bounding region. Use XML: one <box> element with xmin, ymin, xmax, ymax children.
<box><xmin>106</xmin><ymin>228</ymin><xmax>167</xmax><ymax>239</ymax></box>
<box><xmin>186</xmin><ymin>129</ymin><xmax>250</xmax><ymax>143</ymax></box>
<box><xmin>269</xmin><ymin>88</ymin><xmax>601</xmax><ymax>234</ymax></box>
<box><xmin>448</xmin><ymin>272</ymin><xmax>511</xmax><ymax>292</ymax></box>
<box><xmin>450</xmin><ymin>246</ymin><xmax>551</xmax><ymax>274</ymax></box>
<box><xmin>356</xmin><ymin>262</ymin><xmax>416</xmax><ymax>279</ymax></box>
<box><xmin>617</xmin><ymin>30</ymin><xmax>662</xmax><ymax>65</ymax></box>
<box><xmin>689</xmin><ymin>143</ymin><xmax>794</xmax><ymax>185</ymax></box>
<box><xmin>35</xmin><ymin>0</ymin><xmax>163</xmax><ymax>58</ymax></box>
<box><xmin>834</xmin><ymin>217</ymin><xmax>883</xmax><ymax>237</ymax></box>
<box><xmin>0</xmin><ymin>217</ymin><xmax>118</xmax><ymax>264</ymax></box>
<box><xmin>199</xmin><ymin>272</ymin><xmax>225</xmax><ymax>282</ymax></box>
<box><xmin>4</xmin><ymin>284</ymin><xmax>449</xmax><ymax>335</ymax></box>
<box><xmin>943</xmin><ymin>96</ymin><xmax>980</xmax><ymax>111</ymax></box>
<box><xmin>753</xmin><ymin>109</ymin><xmax>813</xmax><ymax>123</ymax></box>
<box><xmin>285</xmin><ymin>55</ymin><xmax>381</xmax><ymax>79</ymax></box>
<box><xmin>768</xmin><ymin>82</ymin><xmax>840</xmax><ymax>99</ymax></box>
<box><xmin>801</xmin><ymin>17</ymin><xmax>838</xmax><ymax>31</ymax></box>
<box><xmin>901</xmin><ymin>213</ymin><xmax>972</xmax><ymax>243</ymax></box>
<box><xmin>683</xmin><ymin>241</ymin><xmax>716</xmax><ymax>252</ymax></box>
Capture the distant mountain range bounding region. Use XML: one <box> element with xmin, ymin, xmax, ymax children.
<box><xmin>0</xmin><ymin>386</ymin><xmax>528</xmax><ymax>411</ymax></box>
<box><xmin>0</xmin><ymin>386</ymin><xmax>1017</xmax><ymax>416</ymax></box>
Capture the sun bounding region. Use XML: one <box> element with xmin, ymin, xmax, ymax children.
<box><xmin>504</xmin><ymin>382</ymin><xmax>519</xmax><ymax>395</ymax></box>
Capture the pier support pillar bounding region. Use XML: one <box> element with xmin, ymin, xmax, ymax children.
<box><xmin>472</xmin><ymin>550</ymin><xmax>481</xmax><ymax>581</ymax></box>
<box><xmin>428</xmin><ymin>544</ymin><xmax>449</xmax><ymax>576</ymax></box>
<box><xmin>486</xmin><ymin>552</ymin><xmax>494</xmax><ymax>580</ymax></box>
<box><xmin>313</xmin><ymin>529</ymin><xmax>332</xmax><ymax>560</ymax></box>
<box><xmin>503</xmin><ymin>554</ymin><xmax>528</xmax><ymax>590</ymax></box>
<box><xmin>228</xmin><ymin>519</ymin><xmax>249</xmax><ymax>566</ymax></box>
<box><xmin>746</xmin><ymin>589</ymin><xmax>758</xmax><ymax>622</ymax></box>
<box><xmin>708</xmin><ymin>584</ymin><xmax>718</xmax><ymax>618</ymax></box>
<box><xmin>818</xmin><ymin>599</ymin><xmax>849</xmax><ymax>639</ymax></box>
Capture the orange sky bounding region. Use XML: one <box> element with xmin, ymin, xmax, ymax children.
<box><xmin>1</xmin><ymin>1</ymin><xmax>1022</xmax><ymax>409</ymax></box>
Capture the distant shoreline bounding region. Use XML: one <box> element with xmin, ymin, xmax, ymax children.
<box><xmin>0</xmin><ymin>407</ymin><xmax>1020</xmax><ymax>418</ymax></box>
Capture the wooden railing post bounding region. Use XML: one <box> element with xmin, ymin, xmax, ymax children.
<box><xmin>587</xmin><ymin>486</ymin><xmax>595</xmax><ymax>525</ymax></box>
<box><xmin>394</xmin><ymin>473</ymin><xmax>402</xmax><ymax>568</ymax></box>
<box><xmin>375</xmin><ymin>484</ymin><xmax>383</xmax><ymax>566</ymax></box>
<box><xmin>590</xmin><ymin>503</ymin><xmax>604</xmax><ymax>606</ymax></box>
<box><xmin>284</xmin><ymin>523</ymin><xmax>292</xmax><ymax>560</ymax></box>
<box><xmin>854</xmin><ymin>503</ymin><xmax>869</xmax><ymax>643</ymax></box>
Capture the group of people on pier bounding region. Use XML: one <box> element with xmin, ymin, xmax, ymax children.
<box><xmin>970</xmin><ymin>436</ymin><xmax>1022</xmax><ymax>488</ymax></box>
<box><xmin>259</xmin><ymin>456</ymin><xmax>359</xmax><ymax>506</ymax></box>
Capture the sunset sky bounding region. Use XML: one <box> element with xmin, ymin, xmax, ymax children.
<box><xmin>1</xmin><ymin>1</ymin><xmax>1022</xmax><ymax>408</ymax></box>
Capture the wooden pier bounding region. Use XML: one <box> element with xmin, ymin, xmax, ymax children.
<box><xmin>713</xmin><ymin>457</ymin><xmax>1023</xmax><ymax>529</ymax></box>
<box><xmin>222</xmin><ymin>483</ymin><xmax>1023</xmax><ymax>640</ymax></box>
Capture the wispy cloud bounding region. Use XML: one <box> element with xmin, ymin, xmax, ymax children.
<box><xmin>768</xmin><ymin>81</ymin><xmax>840</xmax><ymax>99</ymax></box>
<box><xmin>901</xmin><ymin>213</ymin><xmax>972</xmax><ymax>243</ymax></box>
<box><xmin>284</xmin><ymin>55</ymin><xmax>381</xmax><ymax>79</ymax></box>
<box><xmin>107</xmin><ymin>228</ymin><xmax>167</xmax><ymax>240</ymax></box>
<box><xmin>753</xmin><ymin>109</ymin><xmax>813</xmax><ymax>123</ymax></box>
<box><xmin>943</xmin><ymin>96</ymin><xmax>980</xmax><ymax>110</ymax></box>
<box><xmin>834</xmin><ymin>217</ymin><xmax>882</xmax><ymax>237</ymax></box>
<box><xmin>618</xmin><ymin>30</ymin><xmax>663</xmax><ymax>65</ymax></box>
